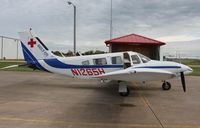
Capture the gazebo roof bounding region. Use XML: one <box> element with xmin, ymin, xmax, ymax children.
<box><xmin>105</xmin><ymin>33</ymin><xmax>165</xmax><ymax>46</ymax></box>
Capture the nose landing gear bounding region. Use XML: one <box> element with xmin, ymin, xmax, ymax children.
<box><xmin>162</xmin><ymin>81</ymin><xmax>171</xmax><ymax>90</ymax></box>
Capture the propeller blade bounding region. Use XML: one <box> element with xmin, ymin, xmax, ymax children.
<box><xmin>180</xmin><ymin>72</ymin><xmax>186</xmax><ymax>92</ymax></box>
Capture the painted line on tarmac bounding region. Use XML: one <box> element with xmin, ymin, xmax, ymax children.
<box><xmin>0</xmin><ymin>115</ymin><xmax>160</xmax><ymax>128</ymax></box>
<box><xmin>142</xmin><ymin>96</ymin><xmax>164</xmax><ymax>128</ymax></box>
<box><xmin>0</xmin><ymin>115</ymin><xmax>199</xmax><ymax>128</ymax></box>
<box><xmin>134</xmin><ymin>86</ymin><xmax>200</xmax><ymax>128</ymax></box>
<box><xmin>134</xmin><ymin>85</ymin><xmax>164</xmax><ymax>128</ymax></box>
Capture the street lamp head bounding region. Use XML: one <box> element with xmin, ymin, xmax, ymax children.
<box><xmin>67</xmin><ymin>1</ymin><xmax>76</xmax><ymax>7</ymax></box>
<box><xmin>67</xmin><ymin>1</ymin><xmax>72</xmax><ymax>5</ymax></box>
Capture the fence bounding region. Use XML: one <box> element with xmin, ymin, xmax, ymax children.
<box><xmin>0</xmin><ymin>36</ymin><xmax>23</xmax><ymax>60</ymax></box>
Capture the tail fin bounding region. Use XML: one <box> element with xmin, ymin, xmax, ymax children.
<box><xmin>19</xmin><ymin>31</ymin><xmax>55</xmax><ymax>63</ymax></box>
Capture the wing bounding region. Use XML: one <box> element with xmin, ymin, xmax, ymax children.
<box><xmin>95</xmin><ymin>68</ymin><xmax>176</xmax><ymax>82</ymax></box>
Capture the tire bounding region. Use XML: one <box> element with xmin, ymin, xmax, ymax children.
<box><xmin>162</xmin><ymin>82</ymin><xmax>171</xmax><ymax>90</ymax></box>
<box><xmin>119</xmin><ymin>87</ymin><xmax>130</xmax><ymax>96</ymax></box>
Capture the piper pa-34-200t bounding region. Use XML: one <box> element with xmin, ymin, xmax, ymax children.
<box><xmin>2</xmin><ymin>31</ymin><xmax>193</xmax><ymax>96</ymax></box>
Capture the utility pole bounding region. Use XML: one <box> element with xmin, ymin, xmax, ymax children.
<box><xmin>1</xmin><ymin>37</ymin><xmax>3</xmax><ymax>59</ymax></box>
<box><xmin>110</xmin><ymin>0</ymin><xmax>113</xmax><ymax>39</ymax></box>
<box><xmin>67</xmin><ymin>1</ymin><xmax>76</xmax><ymax>55</ymax></box>
<box><xmin>16</xmin><ymin>40</ymin><xmax>19</xmax><ymax>60</ymax></box>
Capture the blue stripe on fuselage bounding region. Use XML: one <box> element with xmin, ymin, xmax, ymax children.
<box><xmin>44</xmin><ymin>58</ymin><xmax>123</xmax><ymax>69</ymax></box>
<box><xmin>44</xmin><ymin>59</ymin><xmax>181</xmax><ymax>69</ymax></box>
<box><xmin>134</xmin><ymin>66</ymin><xmax>181</xmax><ymax>69</ymax></box>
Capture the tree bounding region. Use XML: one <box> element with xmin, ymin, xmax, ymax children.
<box><xmin>83</xmin><ymin>50</ymin><xmax>106</xmax><ymax>55</ymax></box>
<box><xmin>83</xmin><ymin>50</ymin><xmax>94</xmax><ymax>55</ymax></box>
<box><xmin>52</xmin><ymin>51</ymin><xmax>62</xmax><ymax>57</ymax></box>
<box><xmin>94</xmin><ymin>50</ymin><xmax>105</xmax><ymax>54</ymax></box>
<box><xmin>52</xmin><ymin>50</ymin><xmax>106</xmax><ymax>57</ymax></box>
<box><xmin>64</xmin><ymin>50</ymin><xmax>74</xmax><ymax>56</ymax></box>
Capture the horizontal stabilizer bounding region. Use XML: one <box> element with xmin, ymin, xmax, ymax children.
<box><xmin>0</xmin><ymin>64</ymin><xmax>31</xmax><ymax>70</ymax></box>
<box><xmin>1</xmin><ymin>65</ymin><xmax>19</xmax><ymax>70</ymax></box>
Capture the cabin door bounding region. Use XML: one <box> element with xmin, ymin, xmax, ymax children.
<box><xmin>123</xmin><ymin>52</ymin><xmax>131</xmax><ymax>69</ymax></box>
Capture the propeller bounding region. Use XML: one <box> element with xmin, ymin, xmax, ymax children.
<box><xmin>180</xmin><ymin>72</ymin><xmax>186</xmax><ymax>92</ymax></box>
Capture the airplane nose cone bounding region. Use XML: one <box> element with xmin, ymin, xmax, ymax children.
<box><xmin>188</xmin><ymin>66</ymin><xmax>193</xmax><ymax>72</ymax></box>
<box><xmin>180</xmin><ymin>64</ymin><xmax>193</xmax><ymax>74</ymax></box>
<box><xmin>187</xmin><ymin>66</ymin><xmax>193</xmax><ymax>74</ymax></box>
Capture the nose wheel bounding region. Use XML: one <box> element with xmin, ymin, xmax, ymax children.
<box><xmin>162</xmin><ymin>81</ymin><xmax>171</xmax><ymax>90</ymax></box>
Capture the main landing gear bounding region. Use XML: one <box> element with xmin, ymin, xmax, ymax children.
<box><xmin>117</xmin><ymin>81</ymin><xmax>172</xmax><ymax>96</ymax></box>
<box><xmin>162</xmin><ymin>81</ymin><xmax>171</xmax><ymax>91</ymax></box>
<box><xmin>118</xmin><ymin>82</ymin><xmax>130</xmax><ymax>96</ymax></box>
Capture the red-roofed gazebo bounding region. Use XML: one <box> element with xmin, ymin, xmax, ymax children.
<box><xmin>105</xmin><ymin>34</ymin><xmax>165</xmax><ymax>60</ymax></box>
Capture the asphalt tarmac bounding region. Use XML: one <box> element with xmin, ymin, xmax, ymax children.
<box><xmin>0</xmin><ymin>71</ymin><xmax>199</xmax><ymax>128</ymax></box>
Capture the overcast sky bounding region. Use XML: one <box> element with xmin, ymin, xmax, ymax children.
<box><xmin>0</xmin><ymin>0</ymin><xmax>200</xmax><ymax>58</ymax></box>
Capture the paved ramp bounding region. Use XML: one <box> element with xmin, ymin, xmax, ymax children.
<box><xmin>0</xmin><ymin>71</ymin><xmax>199</xmax><ymax>128</ymax></box>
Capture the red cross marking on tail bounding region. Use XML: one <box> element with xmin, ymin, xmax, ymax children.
<box><xmin>28</xmin><ymin>38</ymin><xmax>36</xmax><ymax>48</ymax></box>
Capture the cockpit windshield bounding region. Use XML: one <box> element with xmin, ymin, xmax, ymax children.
<box><xmin>138</xmin><ymin>53</ymin><xmax>151</xmax><ymax>63</ymax></box>
<box><xmin>131</xmin><ymin>55</ymin><xmax>141</xmax><ymax>64</ymax></box>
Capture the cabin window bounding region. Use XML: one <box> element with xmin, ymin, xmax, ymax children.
<box><xmin>131</xmin><ymin>55</ymin><xmax>141</xmax><ymax>64</ymax></box>
<box><xmin>93</xmin><ymin>58</ymin><xmax>107</xmax><ymax>65</ymax></box>
<box><xmin>82</xmin><ymin>60</ymin><xmax>90</xmax><ymax>65</ymax></box>
<box><xmin>111</xmin><ymin>56</ymin><xmax>122</xmax><ymax>64</ymax></box>
<box><xmin>138</xmin><ymin>53</ymin><xmax>151</xmax><ymax>63</ymax></box>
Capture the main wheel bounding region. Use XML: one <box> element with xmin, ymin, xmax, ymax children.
<box><xmin>119</xmin><ymin>87</ymin><xmax>130</xmax><ymax>96</ymax></box>
<box><xmin>162</xmin><ymin>82</ymin><xmax>171</xmax><ymax>90</ymax></box>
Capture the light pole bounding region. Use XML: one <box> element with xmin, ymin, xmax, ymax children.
<box><xmin>67</xmin><ymin>1</ymin><xmax>76</xmax><ymax>55</ymax></box>
<box><xmin>110</xmin><ymin>0</ymin><xmax>113</xmax><ymax>39</ymax></box>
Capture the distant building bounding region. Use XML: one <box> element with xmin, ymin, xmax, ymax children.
<box><xmin>105</xmin><ymin>34</ymin><xmax>165</xmax><ymax>60</ymax></box>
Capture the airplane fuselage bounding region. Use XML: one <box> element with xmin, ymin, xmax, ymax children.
<box><xmin>36</xmin><ymin>51</ymin><xmax>192</xmax><ymax>82</ymax></box>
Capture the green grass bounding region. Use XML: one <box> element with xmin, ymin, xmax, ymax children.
<box><xmin>189</xmin><ymin>67</ymin><xmax>200</xmax><ymax>76</ymax></box>
<box><xmin>171</xmin><ymin>59</ymin><xmax>200</xmax><ymax>65</ymax></box>
<box><xmin>168</xmin><ymin>59</ymin><xmax>200</xmax><ymax>76</ymax></box>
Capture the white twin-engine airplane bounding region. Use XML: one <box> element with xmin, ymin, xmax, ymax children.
<box><xmin>3</xmin><ymin>31</ymin><xmax>193</xmax><ymax>96</ymax></box>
